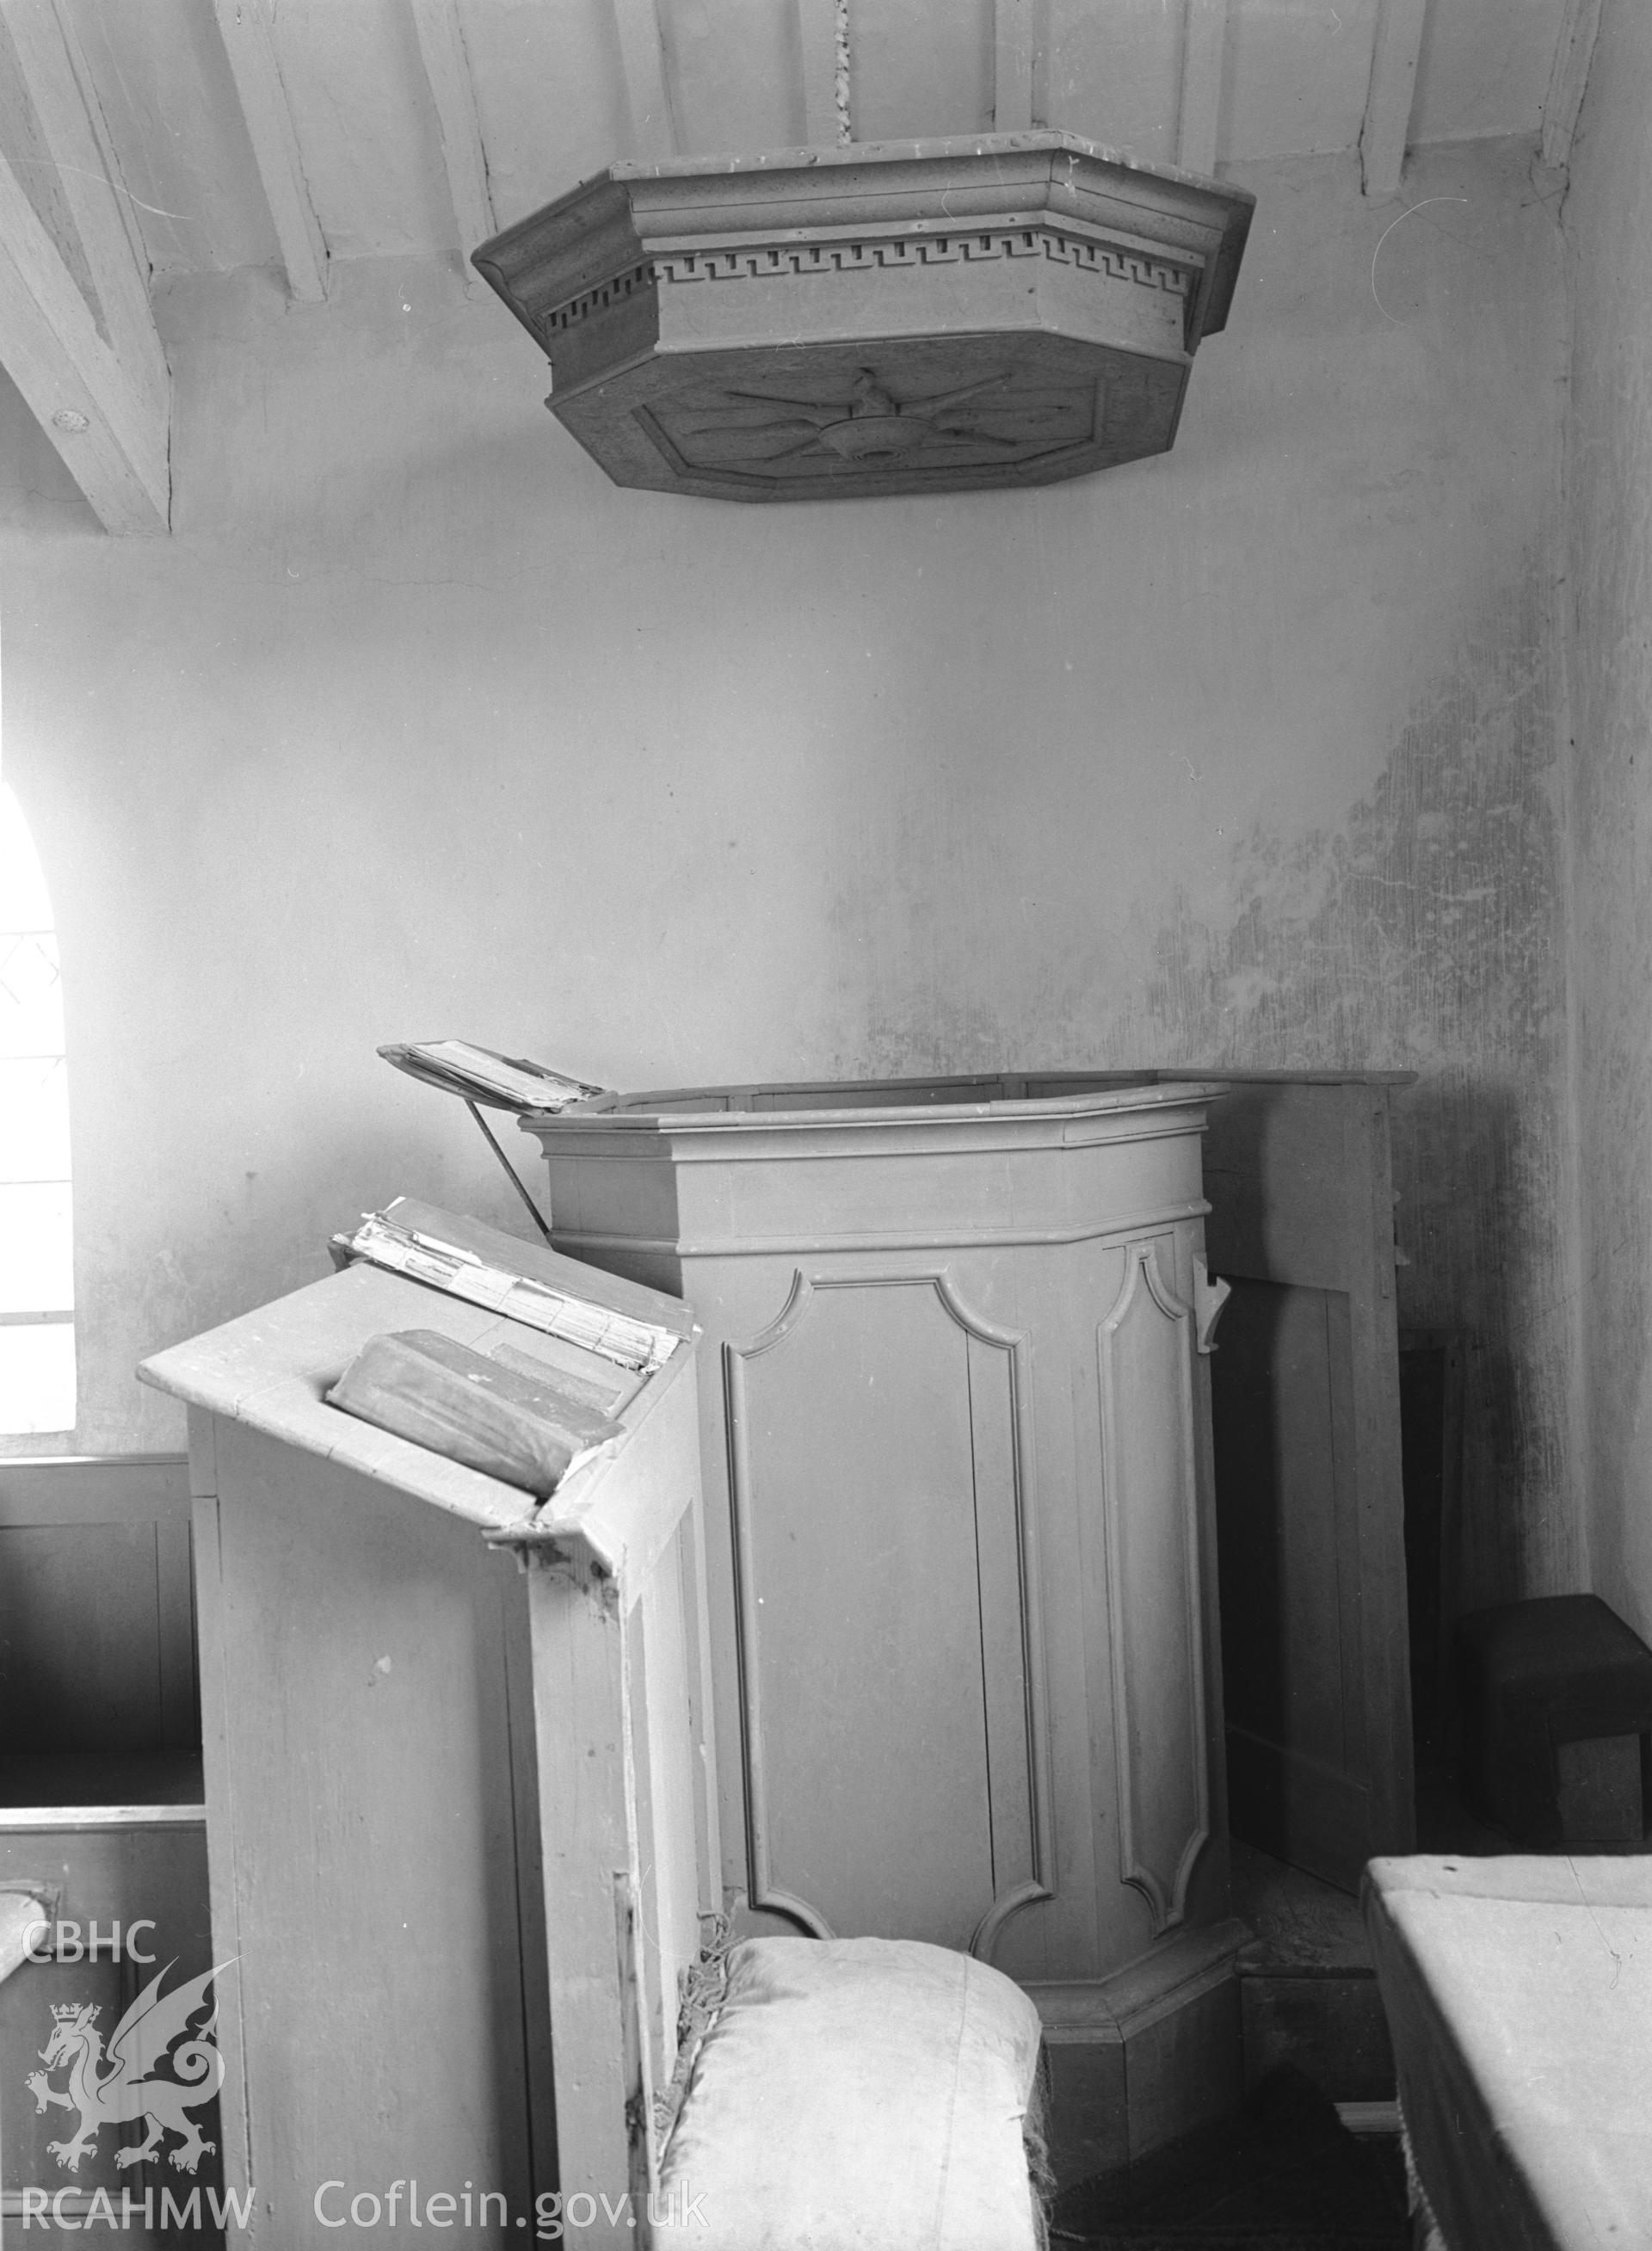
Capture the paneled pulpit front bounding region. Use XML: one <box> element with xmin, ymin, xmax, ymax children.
<box><xmin>524</xmin><ymin>1075</ymin><xmax>1248</xmax><ymax>2167</ymax></box>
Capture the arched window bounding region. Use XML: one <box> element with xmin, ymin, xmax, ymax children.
<box><xmin>0</xmin><ymin>780</ymin><xmax>74</xmax><ymax>1434</ymax></box>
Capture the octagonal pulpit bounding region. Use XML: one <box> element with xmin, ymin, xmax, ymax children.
<box><xmin>474</xmin><ymin>133</ymin><xmax>1254</xmax><ymax>500</ymax></box>
<box><xmin>522</xmin><ymin>1074</ymin><xmax>1249</xmax><ymax>2164</ymax></box>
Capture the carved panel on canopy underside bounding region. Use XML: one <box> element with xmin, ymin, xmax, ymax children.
<box><xmin>607</xmin><ymin>344</ymin><xmax>1183</xmax><ymax>498</ymax></box>
<box><xmin>723</xmin><ymin>1270</ymin><xmax>1051</xmax><ymax>1956</ymax></box>
<box><xmin>641</xmin><ymin>366</ymin><xmax>1101</xmax><ymax>485</ymax></box>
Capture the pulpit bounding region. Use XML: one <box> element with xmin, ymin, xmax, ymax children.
<box><xmin>523</xmin><ymin>1074</ymin><xmax>1247</xmax><ymax>2167</ymax></box>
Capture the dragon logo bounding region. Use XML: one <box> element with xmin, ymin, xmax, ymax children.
<box><xmin>25</xmin><ymin>1960</ymin><xmax>230</xmax><ymax>2175</ymax></box>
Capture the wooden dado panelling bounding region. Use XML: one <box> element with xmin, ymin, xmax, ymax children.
<box><xmin>724</xmin><ymin>1270</ymin><xmax>1051</xmax><ymax>1954</ymax></box>
<box><xmin>1199</xmin><ymin>1076</ymin><xmax>1413</xmax><ymax>1890</ymax></box>
<box><xmin>1213</xmin><ymin>1279</ymin><xmax>1372</xmax><ymax>1875</ymax></box>
<box><xmin>1099</xmin><ymin>1240</ymin><xmax>1210</xmax><ymax>1937</ymax></box>
<box><xmin>0</xmin><ymin>1457</ymin><xmax>195</xmax><ymax>1755</ymax></box>
<box><xmin>0</xmin><ymin>1817</ymin><xmax>218</xmax><ymax>2235</ymax></box>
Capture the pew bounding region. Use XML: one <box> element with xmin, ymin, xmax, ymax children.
<box><xmin>1364</xmin><ymin>1854</ymin><xmax>1652</xmax><ymax>2251</ymax></box>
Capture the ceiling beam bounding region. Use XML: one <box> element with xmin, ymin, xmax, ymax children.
<box><xmin>1359</xmin><ymin>0</ymin><xmax>1427</xmax><ymax>199</ymax></box>
<box><xmin>2</xmin><ymin>0</ymin><xmax>165</xmax><ymax>421</ymax></box>
<box><xmin>994</xmin><ymin>0</ymin><xmax>1034</xmax><ymax>133</ymax></box>
<box><xmin>1540</xmin><ymin>0</ymin><xmax>1604</xmax><ymax>170</ymax></box>
<box><xmin>1175</xmin><ymin>0</ymin><xmax>1226</xmax><ymax>176</ymax></box>
<box><xmin>0</xmin><ymin>0</ymin><xmax>167</xmax><ymax>532</ymax></box>
<box><xmin>210</xmin><ymin>0</ymin><xmax>327</xmax><ymax>301</ymax></box>
<box><xmin>409</xmin><ymin>0</ymin><xmax>494</xmax><ymax>280</ymax></box>
<box><xmin>610</xmin><ymin>0</ymin><xmax>677</xmax><ymax>163</ymax></box>
<box><xmin>0</xmin><ymin>136</ymin><xmax>166</xmax><ymax>530</ymax></box>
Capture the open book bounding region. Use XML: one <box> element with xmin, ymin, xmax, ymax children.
<box><xmin>378</xmin><ymin>1039</ymin><xmax>606</xmax><ymax>1113</ymax></box>
<box><xmin>333</xmin><ymin>1206</ymin><xmax>679</xmax><ymax>1376</ymax></box>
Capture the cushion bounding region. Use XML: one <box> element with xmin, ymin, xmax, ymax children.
<box><xmin>657</xmin><ymin>1935</ymin><xmax>1045</xmax><ymax>2250</ymax></box>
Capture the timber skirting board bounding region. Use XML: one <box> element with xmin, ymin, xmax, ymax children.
<box><xmin>1029</xmin><ymin>1916</ymin><xmax>1251</xmax><ymax>2182</ymax></box>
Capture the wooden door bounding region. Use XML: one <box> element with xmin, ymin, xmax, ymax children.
<box><xmin>1197</xmin><ymin>1076</ymin><xmax>1414</xmax><ymax>1890</ymax></box>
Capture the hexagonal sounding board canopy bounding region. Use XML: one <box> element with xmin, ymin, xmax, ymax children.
<box><xmin>473</xmin><ymin>133</ymin><xmax>1254</xmax><ymax>501</ymax></box>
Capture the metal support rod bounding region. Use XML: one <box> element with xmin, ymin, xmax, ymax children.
<box><xmin>835</xmin><ymin>0</ymin><xmax>851</xmax><ymax>144</ymax></box>
<box><xmin>464</xmin><ymin>1098</ymin><xmax>554</xmax><ymax>1243</ymax></box>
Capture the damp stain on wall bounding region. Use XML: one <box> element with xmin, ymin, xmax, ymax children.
<box><xmin>835</xmin><ymin>567</ymin><xmax>1575</xmax><ymax>1612</ymax></box>
<box><xmin>1110</xmin><ymin>561</ymin><xmax>1575</xmax><ymax>1607</ymax></box>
